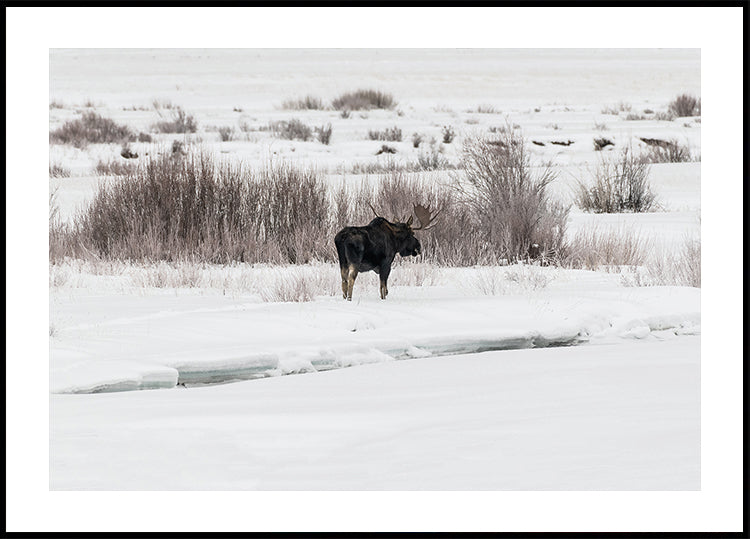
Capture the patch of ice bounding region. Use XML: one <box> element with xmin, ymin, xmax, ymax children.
<box><xmin>404</xmin><ymin>345</ymin><xmax>432</xmax><ymax>359</ymax></box>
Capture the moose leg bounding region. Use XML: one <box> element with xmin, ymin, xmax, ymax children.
<box><xmin>340</xmin><ymin>265</ymin><xmax>348</xmax><ymax>299</ymax></box>
<box><xmin>346</xmin><ymin>265</ymin><xmax>358</xmax><ymax>301</ymax></box>
<box><xmin>379</xmin><ymin>265</ymin><xmax>391</xmax><ymax>300</ymax></box>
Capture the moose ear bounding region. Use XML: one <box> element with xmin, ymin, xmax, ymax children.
<box><xmin>406</xmin><ymin>216</ymin><xmax>413</xmax><ymax>227</ymax></box>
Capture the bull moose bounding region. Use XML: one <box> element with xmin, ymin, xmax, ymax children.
<box><xmin>335</xmin><ymin>204</ymin><xmax>440</xmax><ymax>300</ymax></box>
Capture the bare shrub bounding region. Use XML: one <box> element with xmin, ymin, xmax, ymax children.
<box><xmin>575</xmin><ymin>148</ymin><xmax>657</xmax><ymax>213</ymax></box>
<box><xmin>412</xmin><ymin>133</ymin><xmax>423</xmax><ymax>148</ymax></box>
<box><xmin>454</xmin><ymin>130</ymin><xmax>569</xmax><ymax>263</ymax></box>
<box><xmin>152</xmin><ymin>107</ymin><xmax>198</xmax><ymax>134</ymax></box>
<box><xmin>52</xmin><ymin>153</ymin><xmax>332</xmax><ymax>264</ymax></box>
<box><xmin>416</xmin><ymin>142</ymin><xmax>450</xmax><ymax>171</ymax></box>
<box><xmin>217</xmin><ymin>126</ymin><xmax>235</xmax><ymax>142</ymax></box>
<box><xmin>332</xmin><ymin>89</ymin><xmax>396</xmax><ymax>111</ymax></box>
<box><xmin>94</xmin><ymin>159</ymin><xmax>137</xmax><ymax>177</ymax></box>
<box><xmin>625</xmin><ymin>113</ymin><xmax>647</xmax><ymax>121</ymax></box>
<box><xmin>50</xmin><ymin>112</ymin><xmax>134</xmax><ymax>148</ymax></box>
<box><xmin>442</xmin><ymin>125</ymin><xmax>456</xmax><ymax>144</ymax></box>
<box><xmin>368</xmin><ymin>126</ymin><xmax>402</xmax><ymax>142</ymax></box>
<box><xmin>270</xmin><ymin>118</ymin><xmax>313</xmax><ymax>141</ymax></box>
<box><xmin>137</xmin><ymin>132</ymin><xmax>153</xmax><ymax>143</ymax></box>
<box><xmin>53</xmin><ymin>148</ymin><xmax>579</xmax><ymax>270</ymax></box>
<box><xmin>653</xmin><ymin>111</ymin><xmax>676</xmax><ymax>121</ymax></box>
<box><xmin>49</xmin><ymin>100</ymin><xmax>65</xmax><ymax>109</ymax></box>
<box><xmin>49</xmin><ymin>163</ymin><xmax>71</xmax><ymax>178</ymax></box>
<box><xmin>639</xmin><ymin>139</ymin><xmax>694</xmax><ymax>163</ymax></box>
<box><xmin>668</xmin><ymin>94</ymin><xmax>701</xmax><ymax>117</ymax></box>
<box><xmin>316</xmin><ymin>123</ymin><xmax>333</xmax><ymax>145</ymax></box>
<box><xmin>281</xmin><ymin>95</ymin><xmax>325</xmax><ymax>110</ymax></box>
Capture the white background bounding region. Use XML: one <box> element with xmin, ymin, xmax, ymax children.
<box><xmin>6</xmin><ymin>6</ymin><xmax>743</xmax><ymax>533</ymax></box>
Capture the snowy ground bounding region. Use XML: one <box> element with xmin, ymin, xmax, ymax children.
<box><xmin>49</xmin><ymin>262</ymin><xmax>701</xmax><ymax>490</ymax></box>
<box><xmin>50</xmin><ymin>264</ymin><xmax>700</xmax><ymax>394</ymax></box>
<box><xmin>47</xmin><ymin>48</ymin><xmax>703</xmax><ymax>492</ymax></box>
<box><xmin>51</xmin><ymin>337</ymin><xmax>699</xmax><ymax>490</ymax></box>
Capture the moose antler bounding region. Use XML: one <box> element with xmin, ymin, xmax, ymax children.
<box><xmin>368</xmin><ymin>203</ymin><xmax>381</xmax><ymax>218</ymax></box>
<box><xmin>411</xmin><ymin>203</ymin><xmax>442</xmax><ymax>231</ymax></box>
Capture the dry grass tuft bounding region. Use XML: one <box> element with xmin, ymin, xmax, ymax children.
<box><xmin>563</xmin><ymin>227</ymin><xmax>651</xmax><ymax>270</ymax></box>
<box><xmin>281</xmin><ymin>95</ymin><xmax>325</xmax><ymax>110</ymax></box>
<box><xmin>94</xmin><ymin>159</ymin><xmax>138</xmax><ymax>177</ymax></box>
<box><xmin>270</xmin><ymin>119</ymin><xmax>314</xmax><ymax>141</ymax></box>
<box><xmin>152</xmin><ymin>107</ymin><xmax>198</xmax><ymax>134</ymax></box>
<box><xmin>332</xmin><ymin>89</ymin><xmax>396</xmax><ymax>111</ymax></box>
<box><xmin>368</xmin><ymin>126</ymin><xmax>402</xmax><ymax>142</ymax></box>
<box><xmin>668</xmin><ymin>94</ymin><xmax>701</xmax><ymax>117</ymax></box>
<box><xmin>49</xmin><ymin>163</ymin><xmax>71</xmax><ymax>178</ymax></box>
<box><xmin>621</xmin><ymin>236</ymin><xmax>701</xmax><ymax>288</ymax></box>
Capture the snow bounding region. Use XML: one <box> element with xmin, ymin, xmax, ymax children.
<box><xmin>50</xmin><ymin>265</ymin><xmax>700</xmax><ymax>394</ymax></box>
<box><xmin>51</xmin><ymin>337</ymin><xmax>700</xmax><ymax>490</ymax></box>
<box><xmin>49</xmin><ymin>48</ymin><xmax>700</xmax><ymax>111</ymax></box>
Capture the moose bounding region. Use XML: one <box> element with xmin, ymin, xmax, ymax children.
<box><xmin>335</xmin><ymin>204</ymin><xmax>440</xmax><ymax>301</ymax></box>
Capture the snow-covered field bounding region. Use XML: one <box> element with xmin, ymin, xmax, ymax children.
<box><xmin>45</xmin><ymin>47</ymin><xmax>707</xmax><ymax>493</ymax></box>
<box><xmin>51</xmin><ymin>338</ymin><xmax>699</xmax><ymax>490</ymax></box>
